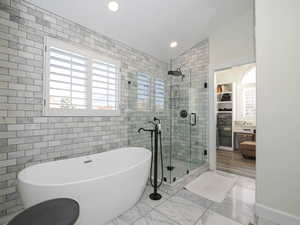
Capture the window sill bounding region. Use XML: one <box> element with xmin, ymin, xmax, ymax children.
<box><xmin>43</xmin><ymin>109</ymin><xmax>121</xmax><ymax>117</ymax></box>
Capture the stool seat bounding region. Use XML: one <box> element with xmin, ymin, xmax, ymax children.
<box><xmin>8</xmin><ymin>198</ymin><xmax>79</xmax><ymax>225</ymax></box>
<box><xmin>240</xmin><ymin>141</ymin><xmax>256</xmax><ymax>158</ymax></box>
<box><xmin>241</xmin><ymin>141</ymin><xmax>256</xmax><ymax>146</ymax></box>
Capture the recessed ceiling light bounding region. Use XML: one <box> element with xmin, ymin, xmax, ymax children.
<box><xmin>170</xmin><ymin>41</ymin><xmax>178</xmax><ymax>48</ymax></box>
<box><xmin>108</xmin><ymin>1</ymin><xmax>119</xmax><ymax>12</ymax></box>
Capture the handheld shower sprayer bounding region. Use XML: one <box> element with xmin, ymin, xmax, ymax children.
<box><xmin>154</xmin><ymin>117</ymin><xmax>161</xmax><ymax>131</ymax></box>
<box><xmin>154</xmin><ymin>117</ymin><xmax>160</xmax><ymax>123</ymax></box>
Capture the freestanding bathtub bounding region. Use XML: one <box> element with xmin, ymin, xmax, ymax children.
<box><xmin>18</xmin><ymin>147</ymin><xmax>151</xmax><ymax>225</ymax></box>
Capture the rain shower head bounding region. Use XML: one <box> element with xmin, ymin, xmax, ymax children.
<box><xmin>168</xmin><ymin>68</ymin><xmax>185</xmax><ymax>79</ymax></box>
<box><xmin>168</xmin><ymin>70</ymin><xmax>182</xmax><ymax>76</ymax></box>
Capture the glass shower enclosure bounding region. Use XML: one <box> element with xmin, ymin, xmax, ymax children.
<box><xmin>163</xmin><ymin>69</ymin><xmax>208</xmax><ymax>183</ymax></box>
<box><xmin>127</xmin><ymin>68</ymin><xmax>208</xmax><ymax>184</ymax></box>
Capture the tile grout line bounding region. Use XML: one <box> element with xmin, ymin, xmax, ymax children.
<box><xmin>126</xmin><ymin>185</ymin><xmax>179</xmax><ymax>225</ymax></box>
<box><xmin>192</xmin><ymin>203</ymin><xmax>213</xmax><ymax>225</ymax></box>
<box><xmin>151</xmin><ymin>208</ymin><xmax>181</xmax><ymax>225</ymax></box>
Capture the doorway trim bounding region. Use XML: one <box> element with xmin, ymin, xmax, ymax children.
<box><xmin>208</xmin><ymin>58</ymin><xmax>256</xmax><ymax>171</ymax></box>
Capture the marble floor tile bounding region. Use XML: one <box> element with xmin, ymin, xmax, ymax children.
<box><xmin>113</xmin><ymin>200</ymin><xmax>153</xmax><ymax>225</ymax></box>
<box><xmin>236</xmin><ymin>176</ymin><xmax>256</xmax><ymax>190</ymax></box>
<box><xmin>216</xmin><ymin>170</ymin><xmax>239</xmax><ymax>179</ymax></box>
<box><xmin>132</xmin><ymin>210</ymin><xmax>179</xmax><ymax>225</ymax></box>
<box><xmin>196</xmin><ymin>210</ymin><xmax>243</xmax><ymax>225</ymax></box>
<box><xmin>176</xmin><ymin>189</ymin><xmax>213</xmax><ymax>209</ymax></box>
<box><xmin>105</xmin><ymin>221</ymin><xmax>117</xmax><ymax>225</ymax></box>
<box><xmin>209</xmin><ymin>196</ymin><xmax>256</xmax><ymax>225</ymax></box>
<box><xmin>107</xmin><ymin>219</ymin><xmax>129</xmax><ymax>225</ymax></box>
<box><xmin>257</xmin><ymin>217</ymin><xmax>279</xmax><ymax>225</ymax></box>
<box><xmin>160</xmin><ymin>182</ymin><xmax>183</xmax><ymax>196</ymax></box>
<box><xmin>156</xmin><ymin>195</ymin><xmax>206</xmax><ymax>225</ymax></box>
<box><xmin>228</xmin><ymin>185</ymin><xmax>255</xmax><ymax>205</ymax></box>
<box><xmin>105</xmin><ymin>218</ymin><xmax>129</xmax><ymax>225</ymax></box>
<box><xmin>140</xmin><ymin>186</ymin><xmax>170</xmax><ymax>208</ymax></box>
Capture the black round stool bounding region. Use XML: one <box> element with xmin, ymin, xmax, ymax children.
<box><xmin>8</xmin><ymin>198</ymin><xmax>79</xmax><ymax>225</ymax></box>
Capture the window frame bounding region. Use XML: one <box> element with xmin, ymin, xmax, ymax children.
<box><xmin>43</xmin><ymin>37</ymin><xmax>121</xmax><ymax>117</ymax></box>
<box><xmin>136</xmin><ymin>72</ymin><xmax>151</xmax><ymax>111</ymax></box>
<box><xmin>242</xmin><ymin>85</ymin><xmax>256</xmax><ymax>121</ymax></box>
<box><xmin>154</xmin><ymin>78</ymin><xmax>165</xmax><ymax>112</ymax></box>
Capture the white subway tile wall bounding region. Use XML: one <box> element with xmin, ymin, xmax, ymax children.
<box><xmin>0</xmin><ymin>0</ymin><xmax>209</xmax><ymax>217</ymax></box>
<box><xmin>171</xmin><ymin>40</ymin><xmax>209</xmax><ymax>163</ymax></box>
<box><xmin>0</xmin><ymin>0</ymin><xmax>168</xmax><ymax>216</ymax></box>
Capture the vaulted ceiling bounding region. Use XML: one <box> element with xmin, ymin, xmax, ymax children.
<box><xmin>28</xmin><ymin>0</ymin><xmax>253</xmax><ymax>62</ymax></box>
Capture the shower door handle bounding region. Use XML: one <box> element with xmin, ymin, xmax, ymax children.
<box><xmin>190</xmin><ymin>113</ymin><xmax>197</xmax><ymax>126</ymax></box>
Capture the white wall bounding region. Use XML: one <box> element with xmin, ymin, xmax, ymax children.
<box><xmin>208</xmin><ymin>5</ymin><xmax>255</xmax><ymax>170</ymax></box>
<box><xmin>256</xmin><ymin>0</ymin><xmax>300</xmax><ymax>222</ymax></box>
<box><xmin>209</xmin><ymin>9</ymin><xmax>255</xmax><ymax>69</ymax></box>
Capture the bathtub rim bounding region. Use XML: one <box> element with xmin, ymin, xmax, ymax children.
<box><xmin>18</xmin><ymin>147</ymin><xmax>151</xmax><ymax>187</ymax></box>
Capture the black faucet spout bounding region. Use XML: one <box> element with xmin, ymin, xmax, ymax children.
<box><xmin>138</xmin><ymin>128</ymin><xmax>145</xmax><ymax>133</ymax></box>
<box><xmin>138</xmin><ymin>127</ymin><xmax>154</xmax><ymax>133</ymax></box>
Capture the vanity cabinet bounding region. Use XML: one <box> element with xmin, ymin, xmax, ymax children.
<box><xmin>234</xmin><ymin>132</ymin><xmax>255</xmax><ymax>150</ymax></box>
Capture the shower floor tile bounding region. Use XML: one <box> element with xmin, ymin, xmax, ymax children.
<box><xmin>155</xmin><ymin>157</ymin><xmax>206</xmax><ymax>185</ymax></box>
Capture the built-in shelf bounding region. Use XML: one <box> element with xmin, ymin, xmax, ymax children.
<box><xmin>217</xmin><ymin>101</ymin><xmax>232</xmax><ymax>103</ymax></box>
<box><xmin>216</xmin><ymin>82</ymin><xmax>234</xmax><ymax>151</ymax></box>
<box><xmin>217</xmin><ymin>111</ymin><xmax>232</xmax><ymax>114</ymax></box>
<box><xmin>217</xmin><ymin>91</ymin><xmax>232</xmax><ymax>95</ymax></box>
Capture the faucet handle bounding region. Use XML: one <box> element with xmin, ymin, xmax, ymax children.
<box><xmin>148</xmin><ymin>121</ymin><xmax>156</xmax><ymax>126</ymax></box>
<box><xmin>154</xmin><ymin>117</ymin><xmax>161</xmax><ymax>123</ymax></box>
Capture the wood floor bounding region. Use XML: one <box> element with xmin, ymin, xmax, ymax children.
<box><xmin>217</xmin><ymin>149</ymin><xmax>256</xmax><ymax>178</ymax></box>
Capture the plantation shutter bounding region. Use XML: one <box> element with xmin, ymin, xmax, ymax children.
<box><xmin>137</xmin><ymin>72</ymin><xmax>151</xmax><ymax>111</ymax></box>
<box><xmin>154</xmin><ymin>79</ymin><xmax>165</xmax><ymax>110</ymax></box>
<box><xmin>48</xmin><ymin>47</ymin><xmax>88</xmax><ymax>109</ymax></box>
<box><xmin>44</xmin><ymin>37</ymin><xmax>121</xmax><ymax>116</ymax></box>
<box><xmin>91</xmin><ymin>60</ymin><xmax>119</xmax><ymax>111</ymax></box>
<box><xmin>243</xmin><ymin>87</ymin><xmax>256</xmax><ymax>118</ymax></box>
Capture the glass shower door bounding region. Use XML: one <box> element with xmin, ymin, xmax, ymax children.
<box><xmin>168</xmin><ymin>70</ymin><xmax>207</xmax><ymax>183</ymax></box>
<box><xmin>168</xmin><ymin>71</ymin><xmax>191</xmax><ymax>182</ymax></box>
<box><xmin>188</xmin><ymin>87</ymin><xmax>207</xmax><ymax>171</ymax></box>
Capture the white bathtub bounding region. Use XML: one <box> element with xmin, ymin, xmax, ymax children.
<box><xmin>18</xmin><ymin>147</ymin><xmax>151</xmax><ymax>225</ymax></box>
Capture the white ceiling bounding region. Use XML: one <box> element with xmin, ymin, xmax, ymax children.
<box><xmin>28</xmin><ymin>0</ymin><xmax>253</xmax><ymax>62</ymax></box>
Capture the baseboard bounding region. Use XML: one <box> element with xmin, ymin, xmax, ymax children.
<box><xmin>256</xmin><ymin>203</ymin><xmax>300</xmax><ymax>225</ymax></box>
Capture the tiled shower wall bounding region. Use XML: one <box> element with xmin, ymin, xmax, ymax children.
<box><xmin>0</xmin><ymin>0</ymin><xmax>167</xmax><ymax>216</ymax></box>
<box><xmin>126</xmin><ymin>72</ymin><xmax>171</xmax><ymax>151</ymax></box>
<box><xmin>171</xmin><ymin>40</ymin><xmax>209</xmax><ymax>163</ymax></box>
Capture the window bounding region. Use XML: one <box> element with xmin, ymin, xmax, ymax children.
<box><xmin>91</xmin><ymin>60</ymin><xmax>118</xmax><ymax>111</ymax></box>
<box><xmin>44</xmin><ymin>37</ymin><xmax>120</xmax><ymax>116</ymax></box>
<box><xmin>47</xmin><ymin>47</ymin><xmax>88</xmax><ymax>110</ymax></box>
<box><xmin>241</xmin><ymin>66</ymin><xmax>256</xmax><ymax>121</ymax></box>
<box><xmin>137</xmin><ymin>72</ymin><xmax>151</xmax><ymax>111</ymax></box>
<box><xmin>243</xmin><ymin>87</ymin><xmax>256</xmax><ymax>119</ymax></box>
<box><xmin>154</xmin><ymin>79</ymin><xmax>165</xmax><ymax>111</ymax></box>
<box><xmin>242</xmin><ymin>67</ymin><xmax>256</xmax><ymax>84</ymax></box>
